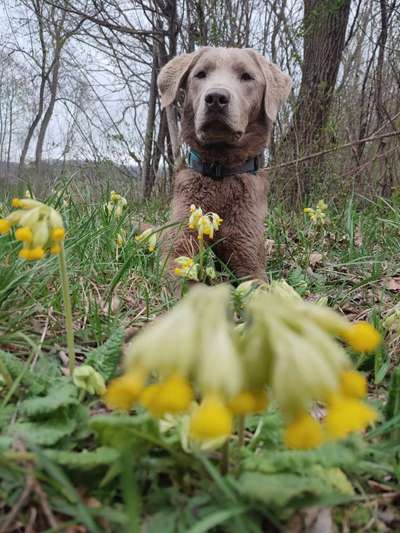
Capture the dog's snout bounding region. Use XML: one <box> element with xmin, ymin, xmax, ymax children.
<box><xmin>204</xmin><ymin>89</ymin><xmax>230</xmax><ymax>111</ymax></box>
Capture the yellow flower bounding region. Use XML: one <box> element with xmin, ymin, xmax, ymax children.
<box><xmin>0</xmin><ymin>219</ymin><xmax>11</xmax><ymax>234</ymax></box>
<box><xmin>12</xmin><ymin>198</ymin><xmax>23</xmax><ymax>208</ymax></box>
<box><xmin>197</xmin><ymin>215</ymin><xmax>214</xmax><ymax>239</ymax></box>
<box><xmin>140</xmin><ymin>383</ymin><xmax>162</xmax><ymax>410</ymax></box>
<box><xmin>135</xmin><ymin>228</ymin><xmax>157</xmax><ymax>252</ymax></box>
<box><xmin>303</xmin><ymin>200</ymin><xmax>327</xmax><ymax>225</ymax></box>
<box><xmin>342</xmin><ymin>322</ymin><xmax>381</xmax><ymax>352</ymax></box>
<box><xmin>116</xmin><ymin>233</ymin><xmax>124</xmax><ymax>247</ymax></box>
<box><xmin>228</xmin><ymin>389</ymin><xmax>268</xmax><ymax>415</ymax></box>
<box><xmin>103</xmin><ymin>368</ymin><xmax>147</xmax><ymax>411</ymax></box>
<box><xmin>174</xmin><ymin>256</ymin><xmax>199</xmax><ymax>281</ymax></box>
<box><xmin>325</xmin><ymin>395</ymin><xmax>378</xmax><ymax>439</ymax></box>
<box><xmin>50</xmin><ymin>244</ymin><xmax>62</xmax><ymax>255</ymax></box>
<box><xmin>188</xmin><ymin>205</ymin><xmax>203</xmax><ymax>229</ymax></box>
<box><xmin>211</xmin><ymin>213</ymin><xmax>223</xmax><ymax>230</ymax></box>
<box><xmin>29</xmin><ymin>247</ymin><xmax>45</xmax><ymax>260</ymax></box>
<box><xmin>105</xmin><ymin>191</ymin><xmax>127</xmax><ymax>219</ymax></box>
<box><xmin>13</xmin><ymin>198</ymin><xmax>42</xmax><ymax>210</ymax></box>
<box><xmin>188</xmin><ymin>205</ymin><xmax>222</xmax><ymax>240</ymax></box>
<box><xmin>19</xmin><ymin>246</ymin><xmax>45</xmax><ymax>261</ymax></box>
<box><xmin>284</xmin><ymin>413</ymin><xmax>324</xmax><ymax>449</ymax></box>
<box><xmin>340</xmin><ymin>370</ymin><xmax>367</xmax><ymax>399</ymax></box>
<box><xmin>140</xmin><ymin>373</ymin><xmax>193</xmax><ymax>417</ymax></box>
<box><xmin>51</xmin><ymin>227</ymin><xmax>65</xmax><ymax>242</ymax></box>
<box><xmin>190</xmin><ymin>393</ymin><xmax>233</xmax><ymax>441</ymax></box>
<box><xmin>317</xmin><ymin>200</ymin><xmax>328</xmax><ymax>211</ymax></box>
<box><xmin>15</xmin><ymin>226</ymin><xmax>33</xmax><ymax>243</ymax></box>
<box><xmin>19</xmin><ymin>248</ymin><xmax>31</xmax><ymax>260</ymax></box>
<box><xmin>2</xmin><ymin>199</ymin><xmax>65</xmax><ymax>260</ymax></box>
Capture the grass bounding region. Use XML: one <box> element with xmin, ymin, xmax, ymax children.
<box><xmin>0</xmin><ymin>183</ymin><xmax>399</xmax><ymax>532</ymax></box>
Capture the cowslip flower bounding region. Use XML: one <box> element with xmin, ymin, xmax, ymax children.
<box><xmin>103</xmin><ymin>366</ymin><xmax>148</xmax><ymax>411</ymax></box>
<box><xmin>104</xmin><ymin>282</ymin><xmax>381</xmax><ymax>451</ymax></box>
<box><xmin>188</xmin><ymin>204</ymin><xmax>222</xmax><ymax>240</ymax></box>
<box><xmin>189</xmin><ymin>393</ymin><xmax>233</xmax><ymax>441</ymax></box>
<box><xmin>0</xmin><ymin>198</ymin><xmax>65</xmax><ymax>260</ymax></box>
<box><xmin>116</xmin><ymin>232</ymin><xmax>124</xmax><ymax>247</ymax></box>
<box><xmin>341</xmin><ymin>321</ymin><xmax>381</xmax><ymax>352</ymax></box>
<box><xmin>304</xmin><ymin>199</ymin><xmax>328</xmax><ymax>225</ymax></box>
<box><xmin>284</xmin><ymin>413</ymin><xmax>324</xmax><ymax>449</ymax></box>
<box><xmin>73</xmin><ymin>365</ymin><xmax>106</xmax><ymax>395</ymax></box>
<box><xmin>135</xmin><ymin>228</ymin><xmax>157</xmax><ymax>252</ymax></box>
<box><xmin>105</xmin><ymin>191</ymin><xmax>127</xmax><ymax>219</ymax></box>
<box><xmin>228</xmin><ymin>389</ymin><xmax>268</xmax><ymax>415</ymax></box>
<box><xmin>242</xmin><ymin>290</ymin><xmax>379</xmax><ymax>448</ymax></box>
<box><xmin>139</xmin><ymin>373</ymin><xmax>193</xmax><ymax>417</ymax></box>
<box><xmin>174</xmin><ymin>256</ymin><xmax>199</xmax><ymax>281</ymax></box>
<box><xmin>324</xmin><ymin>394</ymin><xmax>377</xmax><ymax>439</ymax></box>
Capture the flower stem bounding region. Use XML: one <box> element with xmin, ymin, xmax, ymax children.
<box><xmin>220</xmin><ymin>439</ymin><xmax>229</xmax><ymax>475</ymax></box>
<box><xmin>198</xmin><ymin>237</ymin><xmax>205</xmax><ymax>281</ymax></box>
<box><xmin>238</xmin><ymin>415</ymin><xmax>246</xmax><ymax>447</ymax></box>
<box><xmin>58</xmin><ymin>243</ymin><xmax>75</xmax><ymax>374</ymax></box>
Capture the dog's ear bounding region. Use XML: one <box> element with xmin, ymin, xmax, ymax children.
<box><xmin>249</xmin><ymin>51</ymin><xmax>292</xmax><ymax>123</ymax></box>
<box><xmin>158</xmin><ymin>50</ymin><xmax>204</xmax><ymax>109</ymax></box>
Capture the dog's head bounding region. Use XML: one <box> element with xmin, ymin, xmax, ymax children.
<box><xmin>158</xmin><ymin>47</ymin><xmax>292</xmax><ymax>149</ymax></box>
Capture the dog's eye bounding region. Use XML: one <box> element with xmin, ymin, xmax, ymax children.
<box><xmin>241</xmin><ymin>72</ymin><xmax>254</xmax><ymax>81</ymax></box>
<box><xmin>194</xmin><ymin>70</ymin><xmax>207</xmax><ymax>79</ymax></box>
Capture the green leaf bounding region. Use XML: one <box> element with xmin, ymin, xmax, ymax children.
<box><xmin>0</xmin><ymin>436</ymin><xmax>13</xmax><ymax>451</ymax></box>
<box><xmin>385</xmin><ymin>366</ymin><xmax>400</xmax><ymax>420</ymax></box>
<box><xmin>0</xmin><ymin>405</ymin><xmax>15</xmax><ymax>431</ymax></box>
<box><xmin>90</xmin><ymin>412</ymin><xmax>154</xmax><ymax>449</ymax></box>
<box><xmin>85</xmin><ymin>326</ymin><xmax>124</xmax><ymax>380</ymax></box>
<box><xmin>20</xmin><ymin>379</ymin><xmax>78</xmax><ymax>418</ymax></box>
<box><xmin>242</xmin><ymin>439</ymin><xmax>361</xmax><ymax>474</ymax></box>
<box><xmin>239</xmin><ymin>471</ymin><xmax>325</xmax><ymax>507</ymax></box>
<box><xmin>46</xmin><ymin>447</ymin><xmax>120</xmax><ymax>469</ymax></box>
<box><xmin>0</xmin><ymin>349</ymin><xmax>48</xmax><ymax>395</ymax></box>
<box><xmin>186</xmin><ymin>507</ymin><xmax>249</xmax><ymax>533</ymax></box>
<box><xmin>9</xmin><ymin>416</ymin><xmax>77</xmax><ymax>446</ymax></box>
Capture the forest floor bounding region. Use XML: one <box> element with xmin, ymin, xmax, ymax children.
<box><xmin>0</xmin><ymin>184</ymin><xmax>399</xmax><ymax>532</ymax></box>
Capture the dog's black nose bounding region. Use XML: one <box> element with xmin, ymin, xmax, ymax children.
<box><xmin>204</xmin><ymin>89</ymin><xmax>230</xmax><ymax>111</ymax></box>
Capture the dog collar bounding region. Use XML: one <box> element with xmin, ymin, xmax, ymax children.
<box><xmin>187</xmin><ymin>150</ymin><xmax>264</xmax><ymax>180</ymax></box>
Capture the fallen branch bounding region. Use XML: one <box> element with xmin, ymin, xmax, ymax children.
<box><xmin>267</xmin><ymin>130</ymin><xmax>400</xmax><ymax>171</ymax></box>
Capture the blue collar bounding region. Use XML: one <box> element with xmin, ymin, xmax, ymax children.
<box><xmin>187</xmin><ymin>150</ymin><xmax>264</xmax><ymax>180</ymax></box>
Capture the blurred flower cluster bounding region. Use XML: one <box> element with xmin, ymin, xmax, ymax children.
<box><xmin>0</xmin><ymin>198</ymin><xmax>65</xmax><ymax>260</ymax></box>
<box><xmin>103</xmin><ymin>282</ymin><xmax>380</xmax><ymax>450</ymax></box>
<box><xmin>304</xmin><ymin>199</ymin><xmax>328</xmax><ymax>225</ymax></box>
<box><xmin>174</xmin><ymin>204</ymin><xmax>222</xmax><ymax>282</ymax></box>
<box><xmin>105</xmin><ymin>190</ymin><xmax>127</xmax><ymax>219</ymax></box>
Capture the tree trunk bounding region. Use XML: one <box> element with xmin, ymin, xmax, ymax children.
<box><xmin>280</xmin><ymin>0</ymin><xmax>351</xmax><ymax>200</ymax></box>
<box><xmin>34</xmin><ymin>52</ymin><xmax>61</xmax><ymax>174</ymax></box>
<box><xmin>142</xmin><ymin>43</ymin><xmax>158</xmax><ymax>199</ymax></box>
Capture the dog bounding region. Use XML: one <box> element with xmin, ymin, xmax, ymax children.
<box><xmin>158</xmin><ymin>47</ymin><xmax>292</xmax><ymax>281</ymax></box>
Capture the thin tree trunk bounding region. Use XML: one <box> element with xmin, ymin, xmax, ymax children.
<box><xmin>142</xmin><ymin>42</ymin><xmax>158</xmax><ymax>199</ymax></box>
<box><xmin>34</xmin><ymin>53</ymin><xmax>61</xmax><ymax>173</ymax></box>
<box><xmin>376</xmin><ymin>0</ymin><xmax>392</xmax><ymax>196</ymax></box>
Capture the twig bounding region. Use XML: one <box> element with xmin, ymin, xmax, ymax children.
<box><xmin>30</xmin><ymin>314</ymin><xmax>50</xmax><ymax>369</ymax></box>
<box><xmin>268</xmin><ymin>130</ymin><xmax>400</xmax><ymax>171</ymax></box>
<box><xmin>0</xmin><ymin>473</ymin><xmax>35</xmax><ymax>533</ymax></box>
<box><xmin>33</xmin><ymin>478</ymin><xmax>60</xmax><ymax>530</ymax></box>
